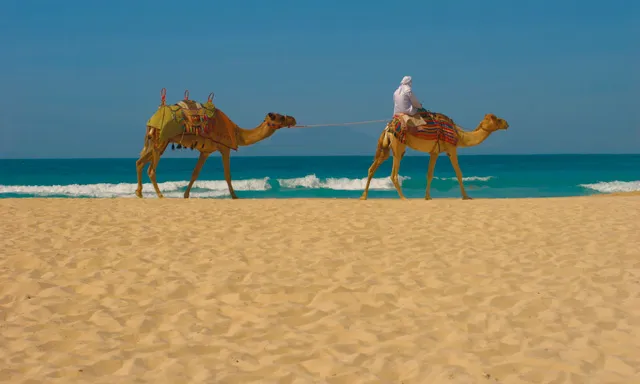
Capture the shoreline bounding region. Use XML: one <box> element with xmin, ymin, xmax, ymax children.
<box><xmin>1</xmin><ymin>191</ymin><xmax>639</xmax><ymax>201</ymax></box>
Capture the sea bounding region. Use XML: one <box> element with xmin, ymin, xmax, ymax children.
<box><xmin>1</xmin><ymin>155</ymin><xmax>639</xmax><ymax>199</ymax></box>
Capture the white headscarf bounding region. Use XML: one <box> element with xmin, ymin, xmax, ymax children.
<box><xmin>397</xmin><ymin>76</ymin><xmax>412</xmax><ymax>94</ymax></box>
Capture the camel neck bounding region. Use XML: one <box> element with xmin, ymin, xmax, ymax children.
<box><xmin>237</xmin><ymin>123</ymin><xmax>276</xmax><ymax>146</ymax></box>
<box><xmin>458</xmin><ymin>125</ymin><xmax>491</xmax><ymax>148</ymax></box>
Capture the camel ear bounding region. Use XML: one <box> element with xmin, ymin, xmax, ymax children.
<box><xmin>487</xmin><ymin>114</ymin><xmax>497</xmax><ymax>120</ymax></box>
<box><xmin>268</xmin><ymin>112</ymin><xmax>275</xmax><ymax>120</ymax></box>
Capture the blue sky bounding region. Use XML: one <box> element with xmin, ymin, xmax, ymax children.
<box><xmin>0</xmin><ymin>0</ymin><xmax>637</xmax><ymax>158</ymax></box>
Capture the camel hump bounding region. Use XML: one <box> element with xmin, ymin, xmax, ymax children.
<box><xmin>175</xmin><ymin>100</ymin><xmax>237</xmax><ymax>151</ymax></box>
<box><xmin>434</xmin><ymin>113</ymin><xmax>455</xmax><ymax>126</ymax></box>
<box><xmin>386</xmin><ymin>110</ymin><xmax>460</xmax><ymax>146</ymax></box>
<box><xmin>418</xmin><ymin>109</ymin><xmax>455</xmax><ymax>126</ymax></box>
<box><xmin>173</xmin><ymin>100</ymin><xmax>218</xmax><ymax>137</ymax></box>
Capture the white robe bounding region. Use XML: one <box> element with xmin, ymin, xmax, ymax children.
<box><xmin>393</xmin><ymin>76</ymin><xmax>423</xmax><ymax>116</ymax></box>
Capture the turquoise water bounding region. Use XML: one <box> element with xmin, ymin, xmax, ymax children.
<box><xmin>1</xmin><ymin>155</ymin><xmax>639</xmax><ymax>199</ymax></box>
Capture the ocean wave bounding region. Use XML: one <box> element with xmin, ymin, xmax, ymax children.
<box><xmin>579</xmin><ymin>180</ymin><xmax>640</xmax><ymax>193</ymax></box>
<box><xmin>276</xmin><ymin>174</ymin><xmax>495</xmax><ymax>190</ymax></box>
<box><xmin>277</xmin><ymin>174</ymin><xmax>410</xmax><ymax>191</ymax></box>
<box><xmin>0</xmin><ymin>178</ymin><xmax>271</xmax><ymax>198</ymax></box>
<box><xmin>433</xmin><ymin>176</ymin><xmax>495</xmax><ymax>182</ymax></box>
<box><xmin>0</xmin><ymin>173</ymin><xmax>499</xmax><ymax>198</ymax></box>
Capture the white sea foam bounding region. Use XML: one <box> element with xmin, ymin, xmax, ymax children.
<box><xmin>0</xmin><ymin>178</ymin><xmax>271</xmax><ymax>198</ymax></box>
<box><xmin>433</xmin><ymin>176</ymin><xmax>495</xmax><ymax>182</ymax></box>
<box><xmin>276</xmin><ymin>174</ymin><xmax>410</xmax><ymax>191</ymax></box>
<box><xmin>0</xmin><ymin>173</ymin><xmax>498</xmax><ymax>198</ymax></box>
<box><xmin>579</xmin><ymin>180</ymin><xmax>640</xmax><ymax>193</ymax></box>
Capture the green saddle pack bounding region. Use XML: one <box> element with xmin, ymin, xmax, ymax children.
<box><xmin>147</xmin><ymin>100</ymin><xmax>217</xmax><ymax>142</ymax></box>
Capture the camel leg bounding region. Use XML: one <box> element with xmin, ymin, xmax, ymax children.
<box><xmin>135</xmin><ymin>151</ymin><xmax>152</xmax><ymax>198</ymax></box>
<box><xmin>425</xmin><ymin>153</ymin><xmax>439</xmax><ymax>200</ymax></box>
<box><xmin>359</xmin><ymin>148</ymin><xmax>391</xmax><ymax>200</ymax></box>
<box><xmin>147</xmin><ymin>147</ymin><xmax>164</xmax><ymax>198</ymax></box>
<box><xmin>220</xmin><ymin>147</ymin><xmax>238</xmax><ymax>199</ymax></box>
<box><xmin>390</xmin><ymin>145</ymin><xmax>407</xmax><ymax>200</ymax></box>
<box><xmin>448</xmin><ymin>150</ymin><xmax>472</xmax><ymax>200</ymax></box>
<box><xmin>360</xmin><ymin>131</ymin><xmax>392</xmax><ymax>200</ymax></box>
<box><xmin>184</xmin><ymin>151</ymin><xmax>211</xmax><ymax>199</ymax></box>
<box><xmin>135</xmin><ymin>128</ymin><xmax>155</xmax><ymax>198</ymax></box>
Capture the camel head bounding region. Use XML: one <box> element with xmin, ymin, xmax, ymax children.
<box><xmin>265</xmin><ymin>113</ymin><xmax>297</xmax><ymax>129</ymax></box>
<box><xmin>478</xmin><ymin>114</ymin><xmax>509</xmax><ymax>132</ymax></box>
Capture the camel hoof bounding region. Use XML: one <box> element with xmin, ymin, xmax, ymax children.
<box><xmin>462</xmin><ymin>196</ymin><xmax>473</xmax><ymax>200</ymax></box>
<box><xmin>231</xmin><ymin>195</ymin><xmax>239</xmax><ymax>200</ymax></box>
<box><xmin>135</xmin><ymin>190</ymin><xmax>142</xmax><ymax>198</ymax></box>
<box><xmin>359</xmin><ymin>196</ymin><xmax>368</xmax><ymax>200</ymax></box>
<box><xmin>424</xmin><ymin>196</ymin><xmax>432</xmax><ymax>200</ymax></box>
<box><xmin>183</xmin><ymin>193</ymin><xmax>190</xmax><ymax>199</ymax></box>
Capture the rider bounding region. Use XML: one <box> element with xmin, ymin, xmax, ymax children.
<box><xmin>393</xmin><ymin>76</ymin><xmax>424</xmax><ymax>116</ymax></box>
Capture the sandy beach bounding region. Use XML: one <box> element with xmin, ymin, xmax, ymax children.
<box><xmin>1</xmin><ymin>196</ymin><xmax>639</xmax><ymax>383</ymax></box>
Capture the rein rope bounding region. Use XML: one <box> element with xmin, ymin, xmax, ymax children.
<box><xmin>291</xmin><ymin>119</ymin><xmax>389</xmax><ymax>128</ymax></box>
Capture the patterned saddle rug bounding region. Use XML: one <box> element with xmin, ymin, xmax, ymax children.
<box><xmin>147</xmin><ymin>100</ymin><xmax>238</xmax><ymax>150</ymax></box>
<box><xmin>387</xmin><ymin>108</ymin><xmax>459</xmax><ymax>146</ymax></box>
<box><xmin>175</xmin><ymin>100</ymin><xmax>213</xmax><ymax>136</ymax></box>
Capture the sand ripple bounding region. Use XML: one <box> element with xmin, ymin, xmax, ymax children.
<box><xmin>1</xmin><ymin>197</ymin><xmax>639</xmax><ymax>383</ymax></box>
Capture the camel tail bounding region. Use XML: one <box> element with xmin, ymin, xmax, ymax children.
<box><xmin>140</xmin><ymin>126</ymin><xmax>153</xmax><ymax>156</ymax></box>
<box><xmin>377</xmin><ymin>129</ymin><xmax>391</xmax><ymax>152</ymax></box>
<box><xmin>371</xmin><ymin>129</ymin><xmax>391</xmax><ymax>160</ymax></box>
<box><xmin>381</xmin><ymin>131</ymin><xmax>391</xmax><ymax>149</ymax></box>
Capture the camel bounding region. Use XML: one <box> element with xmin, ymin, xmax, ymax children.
<box><xmin>135</xmin><ymin>97</ymin><xmax>296</xmax><ymax>199</ymax></box>
<box><xmin>360</xmin><ymin>112</ymin><xmax>509</xmax><ymax>200</ymax></box>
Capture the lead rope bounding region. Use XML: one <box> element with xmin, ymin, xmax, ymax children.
<box><xmin>291</xmin><ymin>118</ymin><xmax>389</xmax><ymax>128</ymax></box>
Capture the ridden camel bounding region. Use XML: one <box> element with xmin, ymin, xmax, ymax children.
<box><xmin>360</xmin><ymin>113</ymin><xmax>509</xmax><ymax>200</ymax></box>
<box><xmin>135</xmin><ymin>108</ymin><xmax>296</xmax><ymax>199</ymax></box>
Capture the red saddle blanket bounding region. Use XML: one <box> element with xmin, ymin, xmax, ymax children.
<box><xmin>387</xmin><ymin>109</ymin><xmax>459</xmax><ymax>146</ymax></box>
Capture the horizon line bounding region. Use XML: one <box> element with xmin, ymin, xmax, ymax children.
<box><xmin>1</xmin><ymin>153</ymin><xmax>639</xmax><ymax>161</ymax></box>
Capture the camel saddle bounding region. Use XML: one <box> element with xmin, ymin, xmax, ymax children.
<box><xmin>148</xmin><ymin>100</ymin><xmax>238</xmax><ymax>150</ymax></box>
<box><xmin>387</xmin><ymin>109</ymin><xmax>459</xmax><ymax>146</ymax></box>
<box><xmin>175</xmin><ymin>100</ymin><xmax>210</xmax><ymax>135</ymax></box>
